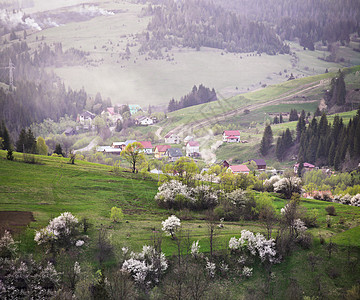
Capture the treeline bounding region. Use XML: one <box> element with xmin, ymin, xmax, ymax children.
<box><xmin>0</xmin><ymin>42</ymin><xmax>108</xmax><ymax>136</ymax></box>
<box><xmin>167</xmin><ymin>84</ymin><xmax>217</xmax><ymax>112</ymax></box>
<box><xmin>213</xmin><ymin>0</ymin><xmax>360</xmax><ymax>49</ymax></box>
<box><xmin>140</xmin><ymin>0</ymin><xmax>290</xmax><ymax>55</ymax></box>
<box><xmin>276</xmin><ymin>109</ymin><xmax>360</xmax><ymax>171</ymax></box>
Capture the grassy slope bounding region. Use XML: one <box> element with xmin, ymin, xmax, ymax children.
<box><xmin>1</xmin><ymin>151</ymin><xmax>360</xmax><ymax>297</ymax></box>
<box><xmin>14</xmin><ymin>1</ymin><xmax>358</xmax><ymax>107</ymax></box>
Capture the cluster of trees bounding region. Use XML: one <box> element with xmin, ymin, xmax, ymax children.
<box><xmin>297</xmin><ymin>110</ymin><xmax>360</xmax><ymax>170</ymax></box>
<box><xmin>140</xmin><ymin>0</ymin><xmax>290</xmax><ymax>55</ymax></box>
<box><xmin>325</xmin><ymin>70</ymin><xmax>347</xmax><ymax>108</ymax></box>
<box><xmin>0</xmin><ymin>42</ymin><xmax>109</xmax><ymax>137</ymax></box>
<box><xmin>167</xmin><ymin>84</ymin><xmax>217</xmax><ymax>112</ymax></box>
<box><xmin>213</xmin><ymin>0</ymin><xmax>360</xmax><ymax>49</ymax></box>
<box><xmin>274</xmin><ymin>108</ymin><xmax>360</xmax><ymax>170</ymax></box>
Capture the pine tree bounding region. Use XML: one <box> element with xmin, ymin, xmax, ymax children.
<box><xmin>279</xmin><ymin>113</ymin><xmax>283</xmax><ymax>123</ymax></box>
<box><xmin>1</xmin><ymin>121</ymin><xmax>11</xmax><ymax>150</ymax></box>
<box><xmin>54</xmin><ymin>144</ymin><xmax>63</xmax><ymax>156</ymax></box>
<box><xmin>273</xmin><ymin>116</ymin><xmax>279</xmax><ymax>124</ymax></box>
<box><xmin>16</xmin><ymin>129</ymin><xmax>27</xmax><ymax>153</ymax></box>
<box><xmin>260</xmin><ymin>125</ymin><xmax>273</xmax><ymax>156</ymax></box>
<box><xmin>296</xmin><ymin>111</ymin><xmax>306</xmax><ymax>142</ymax></box>
<box><xmin>276</xmin><ymin>135</ymin><xmax>285</xmax><ymax>161</ymax></box>
<box><xmin>314</xmin><ymin>107</ymin><xmax>321</xmax><ymax>117</ymax></box>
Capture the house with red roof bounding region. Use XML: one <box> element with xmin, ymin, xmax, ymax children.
<box><xmin>154</xmin><ymin>145</ymin><xmax>171</xmax><ymax>159</ymax></box>
<box><xmin>186</xmin><ymin>140</ymin><xmax>200</xmax><ymax>157</ymax></box>
<box><xmin>294</xmin><ymin>162</ymin><xmax>315</xmax><ymax>173</ymax></box>
<box><xmin>223</xmin><ymin>130</ymin><xmax>240</xmax><ymax>143</ymax></box>
<box><xmin>139</xmin><ymin>141</ymin><xmax>153</xmax><ymax>154</ymax></box>
<box><xmin>228</xmin><ymin>165</ymin><xmax>250</xmax><ymax>174</ymax></box>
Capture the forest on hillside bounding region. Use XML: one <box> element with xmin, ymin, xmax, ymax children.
<box><xmin>139</xmin><ymin>0</ymin><xmax>290</xmax><ymax>55</ymax></box>
<box><xmin>213</xmin><ymin>0</ymin><xmax>360</xmax><ymax>50</ymax></box>
<box><xmin>0</xmin><ymin>42</ymin><xmax>108</xmax><ymax>136</ymax></box>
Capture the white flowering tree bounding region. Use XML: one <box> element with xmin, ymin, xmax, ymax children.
<box><xmin>0</xmin><ymin>230</ymin><xmax>17</xmax><ymax>259</ymax></box>
<box><xmin>34</xmin><ymin>212</ymin><xmax>83</xmax><ymax>253</ymax></box>
<box><xmin>190</xmin><ymin>185</ymin><xmax>219</xmax><ymax>210</ymax></box>
<box><xmin>155</xmin><ymin>180</ymin><xmax>192</xmax><ymax>209</ymax></box>
<box><xmin>350</xmin><ymin>194</ymin><xmax>360</xmax><ymax>206</ymax></box>
<box><xmin>121</xmin><ymin>245</ymin><xmax>168</xmax><ymax>288</ymax></box>
<box><xmin>264</xmin><ymin>175</ymin><xmax>281</xmax><ymax>192</ymax></box>
<box><xmin>229</xmin><ymin>230</ymin><xmax>279</xmax><ymax>264</ymax></box>
<box><xmin>273</xmin><ymin>177</ymin><xmax>302</xmax><ymax>199</ymax></box>
<box><xmin>162</xmin><ymin>215</ymin><xmax>181</xmax><ymax>239</ymax></box>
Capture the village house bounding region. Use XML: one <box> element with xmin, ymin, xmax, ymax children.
<box><xmin>165</xmin><ymin>132</ymin><xmax>180</xmax><ymax>144</ymax></box>
<box><xmin>135</xmin><ymin>116</ymin><xmax>154</xmax><ymax>126</ymax></box>
<box><xmin>294</xmin><ymin>162</ymin><xmax>315</xmax><ymax>174</ymax></box>
<box><xmin>64</xmin><ymin>127</ymin><xmax>76</xmax><ymax>136</ymax></box>
<box><xmin>228</xmin><ymin>165</ymin><xmax>250</xmax><ymax>175</ymax></box>
<box><xmin>223</xmin><ymin>130</ymin><xmax>241</xmax><ymax>143</ymax></box>
<box><xmin>102</xmin><ymin>107</ymin><xmax>122</xmax><ymax>124</ymax></box>
<box><xmin>111</xmin><ymin>142</ymin><xmax>126</xmax><ymax>150</ymax></box>
<box><xmin>186</xmin><ymin>141</ymin><xmax>200</xmax><ymax>157</ymax></box>
<box><xmin>244</xmin><ymin>159</ymin><xmax>267</xmax><ymax>170</ymax></box>
<box><xmin>165</xmin><ymin>148</ymin><xmax>183</xmax><ymax>162</ymax></box>
<box><xmin>77</xmin><ymin>111</ymin><xmax>96</xmax><ymax>130</ymax></box>
<box><xmin>154</xmin><ymin>145</ymin><xmax>171</xmax><ymax>159</ymax></box>
<box><xmin>139</xmin><ymin>141</ymin><xmax>153</xmax><ymax>154</ymax></box>
<box><xmin>184</xmin><ymin>135</ymin><xmax>194</xmax><ymax>144</ymax></box>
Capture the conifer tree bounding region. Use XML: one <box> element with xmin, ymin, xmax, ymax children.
<box><xmin>279</xmin><ymin>113</ymin><xmax>283</xmax><ymax>123</ymax></box>
<box><xmin>260</xmin><ymin>125</ymin><xmax>273</xmax><ymax>156</ymax></box>
<box><xmin>0</xmin><ymin>121</ymin><xmax>11</xmax><ymax>150</ymax></box>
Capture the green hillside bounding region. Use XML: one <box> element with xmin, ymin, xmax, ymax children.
<box><xmin>1</xmin><ymin>151</ymin><xmax>360</xmax><ymax>298</ymax></box>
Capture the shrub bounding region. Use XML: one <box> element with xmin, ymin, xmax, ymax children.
<box><xmin>110</xmin><ymin>207</ymin><xmax>124</xmax><ymax>223</ymax></box>
<box><xmin>325</xmin><ymin>206</ymin><xmax>336</xmax><ymax>216</ymax></box>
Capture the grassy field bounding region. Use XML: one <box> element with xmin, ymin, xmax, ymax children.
<box><xmin>1</xmin><ymin>151</ymin><xmax>360</xmax><ymax>297</ymax></box>
<box><xmin>13</xmin><ymin>0</ymin><xmax>358</xmax><ymax>107</ymax></box>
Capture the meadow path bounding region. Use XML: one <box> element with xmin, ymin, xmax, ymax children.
<box><xmin>74</xmin><ymin>138</ymin><xmax>98</xmax><ymax>153</ymax></box>
<box><xmin>167</xmin><ymin>79</ymin><xmax>329</xmax><ymax>137</ymax></box>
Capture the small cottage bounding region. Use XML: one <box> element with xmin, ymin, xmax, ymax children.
<box><xmin>223</xmin><ymin>130</ymin><xmax>241</xmax><ymax>143</ymax></box>
<box><xmin>186</xmin><ymin>141</ymin><xmax>200</xmax><ymax>157</ymax></box>
<box><xmin>165</xmin><ymin>132</ymin><xmax>180</xmax><ymax>144</ymax></box>
<box><xmin>154</xmin><ymin>145</ymin><xmax>171</xmax><ymax>159</ymax></box>
<box><xmin>228</xmin><ymin>165</ymin><xmax>250</xmax><ymax>175</ymax></box>
<box><xmin>139</xmin><ymin>141</ymin><xmax>153</xmax><ymax>154</ymax></box>
<box><xmin>165</xmin><ymin>148</ymin><xmax>183</xmax><ymax>162</ymax></box>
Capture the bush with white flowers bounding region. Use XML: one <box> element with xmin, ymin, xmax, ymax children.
<box><xmin>229</xmin><ymin>230</ymin><xmax>279</xmax><ymax>264</ymax></box>
<box><xmin>190</xmin><ymin>184</ymin><xmax>219</xmax><ymax>209</ymax></box>
<box><xmin>264</xmin><ymin>175</ymin><xmax>281</xmax><ymax>192</ymax></box>
<box><xmin>0</xmin><ymin>258</ymin><xmax>59</xmax><ymax>299</ymax></box>
<box><xmin>121</xmin><ymin>245</ymin><xmax>168</xmax><ymax>287</ymax></box>
<box><xmin>242</xmin><ymin>266</ymin><xmax>253</xmax><ymax>278</ymax></box>
<box><xmin>0</xmin><ymin>230</ymin><xmax>17</xmax><ymax>259</ymax></box>
<box><xmin>162</xmin><ymin>215</ymin><xmax>181</xmax><ymax>239</ymax></box>
<box><xmin>191</xmin><ymin>240</ymin><xmax>201</xmax><ymax>257</ymax></box>
<box><xmin>350</xmin><ymin>194</ymin><xmax>360</xmax><ymax>207</ymax></box>
<box><xmin>205</xmin><ymin>257</ymin><xmax>216</xmax><ymax>278</ymax></box>
<box><xmin>273</xmin><ymin>177</ymin><xmax>302</xmax><ymax>198</ymax></box>
<box><xmin>34</xmin><ymin>212</ymin><xmax>82</xmax><ymax>251</ymax></box>
<box><xmin>155</xmin><ymin>180</ymin><xmax>192</xmax><ymax>209</ymax></box>
<box><xmin>227</xmin><ymin>188</ymin><xmax>249</xmax><ymax>208</ymax></box>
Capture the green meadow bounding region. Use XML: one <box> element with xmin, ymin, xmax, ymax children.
<box><xmin>1</xmin><ymin>151</ymin><xmax>360</xmax><ymax>297</ymax></box>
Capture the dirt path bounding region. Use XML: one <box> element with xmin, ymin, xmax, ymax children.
<box><xmin>154</xmin><ymin>125</ymin><xmax>163</xmax><ymax>140</ymax></box>
<box><xmin>168</xmin><ymin>79</ymin><xmax>329</xmax><ymax>137</ymax></box>
<box><xmin>74</xmin><ymin>138</ymin><xmax>98</xmax><ymax>153</ymax></box>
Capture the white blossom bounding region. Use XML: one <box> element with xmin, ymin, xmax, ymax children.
<box><xmin>74</xmin><ymin>262</ymin><xmax>81</xmax><ymax>275</ymax></box>
<box><xmin>350</xmin><ymin>194</ymin><xmax>360</xmax><ymax>207</ymax></box>
<box><xmin>155</xmin><ymin>180</ymin><xmax>191</xmax><ymax>204</ymax></box>
<box><xmin>229</xmin><ymin>230</ymin><xmax>278</xmax><ymax>264</ymax></box>
<box><xmin>242</xmin><ymin>266</ymin><xmax>253</xmax><ymax>277</ymax></box>
<box><xmin>205</xmin><ymin>258</ymin><xmax>216</xmax><ymax>278</ymax></box>
<box><xmin>162</xmin><ymin>215</ymin><xmax>181</xmax><ymax>237</ymax></box>
<box><xmin>75</xmin><ymin>240</ymin><xmax>84</xmax><ymax>247</ymax></box>
<box><xmin>293</xmin><ymin>219</ymin><xmax>307</xmax><ymax>234</ymax></box>
<box><xmin>191</xmin><ymin>240</ymin><xmax>200</xmax><ymax>256</ymax></box>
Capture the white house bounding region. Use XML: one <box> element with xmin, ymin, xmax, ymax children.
<box><xmin>223</xmin><ymin>130</ymin><xmax>240</xmax><ymax>143</ymax></box>
<box><xmin>135</xmin><ymin>116</ymin><xmax>154</xmax><ymax>126</ymax></box>
<box><xmin>228</xmin><ymin>165</ymin><xmax>250</xmax><ymax>174</ymax></box>
<box><xmin>139</xmin><ymin>141</ymin><xmax>153</xmax><ymax>154</ymax></box>
<box><xmin>165</xmin><ymin>132</ymin><xmax>180</xmax><ymax>144</ymax></box>
<box><xmin>186</xmin><ymin>141</ymin><xmax>200</xmax><ymax>156</ymax></box>
<box><xmin>77</xmin><ymin>111</ymin><xmax>96</xmax><ymax>129</ymax></box>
